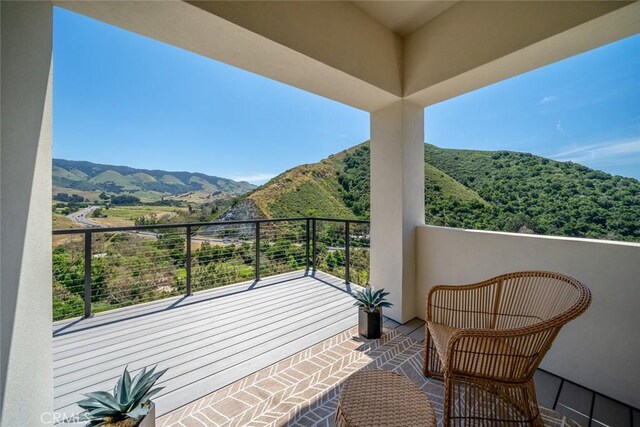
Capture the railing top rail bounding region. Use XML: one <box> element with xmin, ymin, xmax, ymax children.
<box><xmin>314</xmin><ymin>217</ymin><xmax>370</xmax><ymax>225</ymax></box>
<box><xmin>52</xmin><ymin>216</ymin><xmax>370</xmax><ymax>235</ymax></box>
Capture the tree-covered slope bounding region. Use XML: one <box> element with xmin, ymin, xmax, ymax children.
<box><xmin>336</xmin><ymin>144</ymin><xmax>493</xmax><ymax>229</ymax></box>
<box><xmin>224</xmin><ymin>141</ymin><xmax>640</xmax><ymax>243</ymax></box>
<box><xmin>53</xmin><ymin>158</ymin><xmax>255</xmax><ymax>197</ymax></box>
<box><xmin>424</xmin><ymin>144</ymin><xmax>639</xmax><ymax>241</ymax></box>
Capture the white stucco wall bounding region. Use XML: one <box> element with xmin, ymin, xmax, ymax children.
<box><xmin>416</xmin><ymin>225</ymin><xmax>640</xmax><ymax>408</ymax></box>
<box><xmin>0</xmin><ymin>2</ymin><xmax>54</xmax><ymax>425</ymax></box>
<box><xmin>370</xmin><ymin>101</ymin><xmax>425</xmax><ymax>323</ymax></box>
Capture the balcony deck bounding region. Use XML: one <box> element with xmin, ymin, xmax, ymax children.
<box><xmin>52</xmin><ymin>270</ymin><xmax>359</xmax><ymax>421</ymax></box>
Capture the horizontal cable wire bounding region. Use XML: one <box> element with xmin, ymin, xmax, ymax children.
<box><xmin>52</xmin><ymin>218</ymin><xmax>370</xmax><ymax>321</ymax></box>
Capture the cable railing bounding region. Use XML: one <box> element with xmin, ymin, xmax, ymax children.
<box><xmin>52</xmin><ymin>217</ymin><xmax>370</xmax><ymax>321</ymax></box>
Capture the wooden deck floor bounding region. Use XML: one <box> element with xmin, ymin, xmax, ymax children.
<box><xmin>52</xmin><ymin>270</ymin><xmax>359</xmax><ymax>421</ymax></box>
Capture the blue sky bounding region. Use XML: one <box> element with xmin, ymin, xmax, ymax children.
<box><xmin>426</xmin><ymin>33</ymin><xmax>640</xmax><ymax>180</ymax></box>
<box><xmin>54</xmin><ymin>8</ymin><xmax>640</xmax><ymax>183</ymax></box>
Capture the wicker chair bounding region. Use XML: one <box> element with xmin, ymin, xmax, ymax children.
<box><xmin>424</xmin><ymin>271</ymin><xmax>591</xmax><ymax>426</ymax></box>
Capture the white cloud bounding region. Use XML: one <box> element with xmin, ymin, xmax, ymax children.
<box><xmin>538</xmin><ymin>96</ymin><xmax>558</xmax><ymax>105</ymax></box>
<box><xmin>555</xmin><ymin>121</ymin><xmax>566</xmax><ymax>135</ymax></box>
<box><xmin>551</xmin><ymin>138</ymin><xmax>640</xmax><ymax>166</ymax></box>
<box><xmin>230</xmin><ymin>172</ymin><xmax>277</xmax><ymax>185</ymax></box>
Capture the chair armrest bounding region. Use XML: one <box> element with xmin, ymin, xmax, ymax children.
<box><xmin>427</xmin><ymin>278</ymin><xmax>500</xmax><ymax>328</ymax></box>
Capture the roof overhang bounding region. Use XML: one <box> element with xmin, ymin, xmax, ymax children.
<box><xmin>56</xmin><ymin>1</ymin><xmax>639</xmax><ymax>111</ymax></box>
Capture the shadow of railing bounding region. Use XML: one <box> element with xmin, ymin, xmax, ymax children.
<box><xmin>53</xmin><ymin>269</ymin><xmax>319</xmax><ymax>337</ymax></box>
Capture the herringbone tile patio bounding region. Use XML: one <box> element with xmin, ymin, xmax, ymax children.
<box><xmin>158</xmin><ymin>327</ymin><xmax>579</xmax><ymax>427</ymax></box>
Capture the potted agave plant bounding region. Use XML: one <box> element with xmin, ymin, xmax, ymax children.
<box><xmin>71</xmin><ymin>365</ymin><xmax>166</xmax><ymax>427</ymax></box>
<box><xmin>352</xmin><ymin>287</ymin><xmax>392</xmax><ymax>339</ymax></box>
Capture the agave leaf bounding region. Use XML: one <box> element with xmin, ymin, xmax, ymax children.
<box><xmin>123</xmin><ymin>366</ymin><xmax>132</xmax><ymax>389</ymax></box>
<box><xmin>77</xmin><ymin>399</ymin><xmax>110</xmax><ymax>411</ymax></box>
<box><xmin>130</xmin><ymin>376</ymin><xmax>163</xmax><ymax>405</ymax></box>
<box><xmin>134</xmin><ymin>365</ymin><xmax>155</xmax><ymax>386</ymax></box>
<box><xmin>125</xmin><ymin>405</ymin><xmax>149</xmax><ymax>420</ymax></box>
<box><xmin>87</xmin><ymin>407</ymin><xmax>121</xmax><ymax>418</ymax></box>
<box><xmin>116</xmin><ymin>367</ymin><xmax>130</xmax><ymax>406</ymax></box>
<box><xmin>146</xmin><ymin>368</ymin><xmax>167</xmax><ymax>386</ymax></box>
<box><xmin>376</xmin><ymin>290</ymin><xmax>389</xmax><ymax>299</ymax></box>
<box><xmin>130</xmin><ymin>366</ymin><xmax>160</xmax><ymax>398</ymax></box>
<box><xmin>129</xmin><ymin>366</ymin><xmax>147</xmax><ymax>392</ymax></box>
<box><xmin>130</xmin><ymin>385</ymin><xmax>152</xmax><ymax>406</ymax></box>
<box><xmin>141</xmin><ymin>386</ymin><xmax>164</xmax><ymax>403</ymax></box>
<box><xmin>129</xmin><ymin>375</ymin><xmax>153</xmax><ymax>402</ymax></box>
<box><xmin>84</xmin><ymin>420</ymin><xmax>109</xmax><ymax>427</ymax></box>
<box><xmin>82</xmin><ymin>391</ymin><xmax>121</xmax><ymax>411</ymax></box>
<box><xmin>129</xmin><ymin>368</ymin><xmax>166</xmax><ymax>409</ymax></box>
<box><xmin>149</xmin><ymin>368</ymin><xmax>167</xmax><ymax>383</ymax></box>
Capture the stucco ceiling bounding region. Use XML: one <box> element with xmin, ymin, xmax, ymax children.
<box><xmin>352</xmin><ymin>1</ymin><xmax>460</xmax><ymax>36</ymax></box>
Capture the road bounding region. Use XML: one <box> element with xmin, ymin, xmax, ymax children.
<box><xmin>67</xmin><ymin>206</ymin><xmax>102</xmax><ymax>227</ymax></box>
<box><xmin>66</xmin><ymin>206</ymin><xmax>238</xmax><ymax>246</ymax></box>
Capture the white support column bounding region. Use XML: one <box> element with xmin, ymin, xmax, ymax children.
<box><xmin>1</xmin><ymin>2</ymin><xmax>54</xmax><ymax>426</ymax></box>
<box><xmin>370</xmin><ymin>101</ymin><xmax>424</xmax><ymax>323</ymax></box>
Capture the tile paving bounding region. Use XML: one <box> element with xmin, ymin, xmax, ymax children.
<box><xmin>158</xmin><ymin>326</ymin><xmax>580</xmax><ymax>427</ymax></box>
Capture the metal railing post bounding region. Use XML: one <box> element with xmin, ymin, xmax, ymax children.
<box><xmin>255</xmin><ymin>221</ymin><xmax>261</xmax><ymax>281</ymax></box>
<box><xmin>312</xmin><ymin>218</ymin><xmax>317</xmax><ymax>271</ymax></box>
<box><xmin>344</xmin><ymin>221</ymin><xmax>350</xmax><ymax>285</ymax></box>
<box><xmin>186</xmin><ymin>225</ymin><xmax>192</xmax><ymax>296</ymax></box>
<box><xmin>83</xmin><ymin>231</ymin><xmax>92</xmax><ymax>318</ymax></box>
<box><xmin>305</xmin><ymin>218</ymin><xmax>311</xmax><ymax>270</ymax></box>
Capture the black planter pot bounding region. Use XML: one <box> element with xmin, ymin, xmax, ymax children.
<box><xmin>358</xmin><ymin>308</ymin><xmax>383</xmax><ymax>339</ymax></box>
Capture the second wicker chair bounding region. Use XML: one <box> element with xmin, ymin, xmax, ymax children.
<box><xmin>424</xmin><ymin>271</ymin><xmax>591</xmax><ymax>426</ymax></box>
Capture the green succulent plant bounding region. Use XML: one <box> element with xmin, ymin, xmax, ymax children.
<box><xmin>352</xmin><ymin>286</ymin><xmax>392</xmax><ymax>313</ymax></box>
<box><xmin>74</xmin><ymin>365</ymin><xmax>167</xmax><ymax>427</ymax></box>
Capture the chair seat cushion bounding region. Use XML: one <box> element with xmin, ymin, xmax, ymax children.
<box><xmin>426</xmin><ymin>322</ymin><xmax>458</xmax><ymax>363</ymax></box>
<box><xmin>427</xmin><ymin>321</ymin><xmax>523</xmax><ymax>378</ymax></box>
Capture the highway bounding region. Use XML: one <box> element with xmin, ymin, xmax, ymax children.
<box><xmin>67</xmin><ymin>206</ymin><xmax>102</xmax><ymax>227</ymax></box>
<box><xmin>66</xmin><ymin>206</ymin><xmax>238</xmax><ymax>246</ymax></box>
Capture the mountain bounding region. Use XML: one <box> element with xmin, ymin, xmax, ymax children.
<box><xmin>53</xmin><ymin>159</ymin><xmax>255</xmax><ymax>201</ymax></box>
<box><xmin>217</xmin><ymin>142</ymin><xmax>489</xmax><ymax>221</ymax></box>
<box><xmin>220</xmin><ymin>142</ymin><xmax>640</xmax><ymax>243</ymax></box>
<box><xmin>216</xmin><ymin>149</ymin><xmax>355</xmax><ymax>221</ymax></box>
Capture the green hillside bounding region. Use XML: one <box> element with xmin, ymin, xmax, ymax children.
<box><xmin>223</xmin><ymin>141</ymin><xmax>640</xmax><ymax>243</ymax></box>
<box><xmin>424</xmin><ymin>144</ymin><xmax>639</xmax><ymax>241</ymax></box>
<box><xmin>221</xmin><ymin>143</ymin><xmax>493</xmax><ymax>222</ymax></box>
<box><xmin>219</xmin><ymin>150</ymin><xmax>354</xmax><ymax>220</ymax></box>
<box><xmin>53</xmin><ymin>158</ymin><xmax>255</xmax><ymax>200</ymax></box>
<box><xmin>336</xmin><ymin>144</ymin><xmax>493</xmax><ymax>229</ymax></box>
